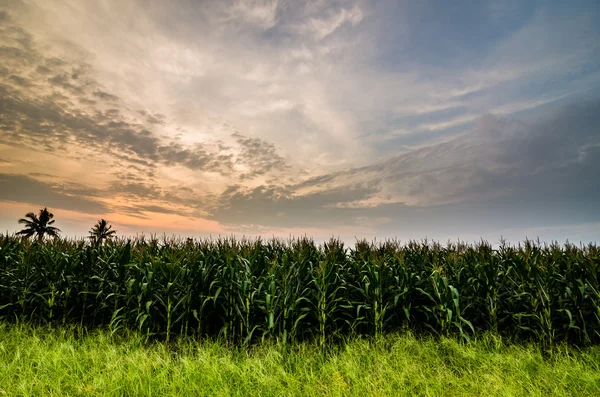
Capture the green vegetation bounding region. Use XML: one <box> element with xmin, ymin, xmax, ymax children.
<box><xmin>1</xmin><ymin>234</ymin><xmax>598</xmax><ymax>348</ymax></box>
<box><xmin>4</xmin><ymin>209</ymin><xmax>600</xmax><ymax>394</ymax></box>
<box><xmin>1</xmin><ymin>323</ymin><xmax>599</xmax><ymax>396</ymax></box>
<box><xmin>16</xmin><ymin>207</ymin><xmax>61</xmax><ymax>241</ymax></box>
<box><xmin>88</xmin><ymin>219</ymin><xmax>117</xmax><ymax>245</ymax></box>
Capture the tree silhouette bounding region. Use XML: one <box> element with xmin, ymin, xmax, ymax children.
<box><xmin>17</xmin><ymin>207</ymin><xmax>61</xmax><ymax>241</ymax></box>
<box><xmin>89</xmin><ymin>219</ymin><xmax>117</xmax><ymax>244</ymax></box>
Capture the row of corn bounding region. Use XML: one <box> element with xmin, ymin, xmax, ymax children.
<box><xmin>0</xmin><ymin>235</ymin><xmax>598</xmax><ymax>347</ymax></box>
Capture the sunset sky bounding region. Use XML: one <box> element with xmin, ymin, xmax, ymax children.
<box><xmin>1</xmin><ymin>0</ymin><xmax>599</xmax><ymax>245</ymax></box>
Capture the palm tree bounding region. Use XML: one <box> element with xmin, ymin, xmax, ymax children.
<box><xmin>89</xmin><ymin>219</ymin><xmax>117</xmax><ymax>244</ymax></box>
<box><xmin>17</xmin><ymin>207</ymin><xmax>61</xmax><ymax>241</ymax></box>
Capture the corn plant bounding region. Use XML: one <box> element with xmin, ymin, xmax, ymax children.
<box><xmin>0</xmin><ymin>234</ymin><xmax>598</xmax><ymax>347</ymax></box>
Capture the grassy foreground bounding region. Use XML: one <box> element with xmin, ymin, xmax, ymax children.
<box><xmin>1</xmin><ymin>324</ymin><xmax>600</xmax><ymax>396</ymax></box>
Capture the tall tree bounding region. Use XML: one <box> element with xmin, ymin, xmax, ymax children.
<box><xmin>17</xmin><ymin>207</ymin><xmax>61</xmax><ymax>241</ymax></box>
<box><xmin>89</xmin><ymin>219</ymin><xmax>117</xmax><ymax>244</ymax></box>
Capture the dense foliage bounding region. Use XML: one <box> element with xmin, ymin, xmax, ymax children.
<box><xmin>0</xmin><ymin>235</ymin><xmax>598</xmax><ymax>347</ymax></box>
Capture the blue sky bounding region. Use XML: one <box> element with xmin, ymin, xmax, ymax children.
<box><xmin>0</xmin><ymin>0</ymin><xmax>599</xmax><ymax>245</ymax></box>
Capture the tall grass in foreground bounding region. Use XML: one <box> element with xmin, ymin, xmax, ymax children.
<box><xmin>0</xmin><ymin>235</ymin><xmax>598</xmax><ymax>347</ymax></box>
<box><xmin>1</xmin><ymin>323</ymin><xmax>600</xmax><ymax>396</ymax></box>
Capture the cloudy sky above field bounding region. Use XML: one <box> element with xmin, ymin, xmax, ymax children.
<box><xmin>1</xmin><ymin>0</ymin><xmax>599</xmax><ymax>244</ymax></box>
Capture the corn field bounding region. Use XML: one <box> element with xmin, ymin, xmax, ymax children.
<box><xmin>0</xmin><ymin>235</ymin><xmax>598</xmax><ymax>347</ymax></box>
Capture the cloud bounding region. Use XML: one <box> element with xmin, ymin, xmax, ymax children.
<box><xmin>0</xmin><ymin>11</ymin><xmax>290</xmax><ymax>181</ymax></box>
<box><xmin>211</xmin><ymin>181</ymin><xmax>381</xmax><ymax>228</ymax></box>
<box><xmin>156</xmin><ymin>143</ymin><xmax>235</xmax><ymax>174</ymax></box>
<box><xmin>24</xmin><ymin>0</ymin><xmax>592</xmax><ymax>174</ymax></box>
<box><xmin>106</xmin><ymin>177</ymin><xmax>215</xmax><ymax>218</ymax></box>
<box><xmin>232</xmin><ymin>131</ymin><xmax>289</xmax><ymax>179</ymax></box>
<box><xmin>210</xmin><ymin>98</ymin><xmax>600</xmax><ymax>233</ymax></box>
<box><xmin>108</xmin><ymin>181</ymin><xmax>163</xmax><ymax>200</ymax></box>
<box><xmin>92</xmin><ymin>90</ymin><xmax>118</xmax><ymax>101</ymax></box>
<box><xmin>143</xmin><ymin>204</ymin><xmax>188</xmax><ymax>215</ymax></box>
<box><xmin>0</xmin><ymin>173</ymin><xmax>108</xmax><ymax>214</ymax></box>
<box><xmin>116</xmin><ymin>204</ymin><xmax>189</xmax><ymax>219</ymax></box>
<box><xmin>0</xmin><ymin>0</ymin><xmax>598</xmax><ymax>244</ymax></box>
<box><xmin>226</xmin><ymin>0</ymin><xmax>280</xmax><ymax>29</ymax></box>
<box><xmin>294</xmin><ymin>4</ymin><xmax>364</xmax><ymax>40</ymax></box>
<box><xmin>146</xmin><ymin>113</ymin><xmax>166</xmax><ymax>125</ymax></box>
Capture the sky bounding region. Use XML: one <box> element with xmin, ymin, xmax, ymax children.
<box><xmin>0</xmin><ymin>0</ymin><xmax>599</xmax><ymax>246</ymax></box>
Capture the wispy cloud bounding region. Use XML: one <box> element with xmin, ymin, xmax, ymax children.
<box><xmin>293</xmin><ymin>4</ymin><xmax>364</xmax><ymax>40</ymax></box>
<box><xmin>224</xmin><ymin>0</ymin><xmax>280</xmax><ymax>29</ymax></box>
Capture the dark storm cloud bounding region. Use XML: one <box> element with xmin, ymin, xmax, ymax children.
<box><xmin>0</xmin><ymin>173</ymin><xmax>108</xmax><ymax>213</ymax></box>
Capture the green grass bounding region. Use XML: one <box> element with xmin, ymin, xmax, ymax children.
<box><xmin>1</xmin><ymin>323</ymin><xmax>600</xmax><ymax>396</ymax></box>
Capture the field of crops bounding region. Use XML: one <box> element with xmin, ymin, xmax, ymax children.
<box><xmin>0</xmin><ymin>235</ymin><xmax>598</xmax><ymax>347</ymax></box>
